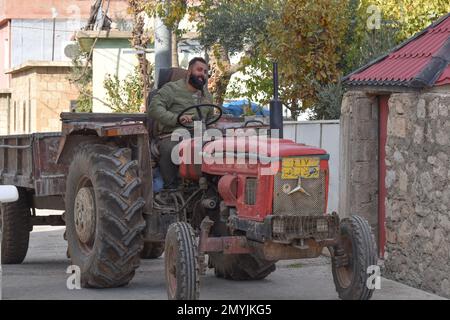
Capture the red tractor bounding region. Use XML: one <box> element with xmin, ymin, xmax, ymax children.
<box><xmin>158</xmin><ymin>65</ymin><xmax>378</xmax><ymax>300</ymax></box>
<box><xmin>0</xmin><ymin>66</ymin><xmax>377</xmax><ymax>300</ymax></box>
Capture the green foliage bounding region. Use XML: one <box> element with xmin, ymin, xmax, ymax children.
<box><xmin>228</xmin><ymin>0</ymin><xmax>450</xmax><ymax>120</ymax></box>
<box><xmin>130</xmin><ymin>0</ymin><xmax>187</xmax><ymax>33</ymax></box>
<box><xmin>226</xmin><ymin>55</ymin><xmax>274</xmax><ymax>107</ymax></box>
<box><xmin>344</xmin><ymin>0</ymin><xmax>450</xmax><ymax>73</ymax></box>
<box><xmin>371</xmin><ymin>0</ymin><xmax>450</xmax><ymax>39</ymax></box>
<box><xmin>68</xmin><ymin>43</ymin><xmax>93</xmax><ymax>112</ymax></box>
<box><xmin>194</xmin><ymin>0</ymin><xmax>278</xmax><ymax>106</ymax></box>
<box><xmin>196</xmin><ymin>0</ymin><xmax>277</xmax><ymax>54</ymax></box>
<box><xmin>124</xmin><ymin>0</ymin><xmax>450</xmax><ymax>120</ymax></box>
<box><xmin>261</xmin><ymin>0</ymin><xmax>349</xmax><ymax>116</ymax></box>
<box><xmin>103</xmin><ymin>67</ymin><xmax>146</xmax><ymax>113</ymax></box>
<box><xmin>310</xmin><ymin>80</ymin><xmax>344</xmax><ymax>120</ymax></box>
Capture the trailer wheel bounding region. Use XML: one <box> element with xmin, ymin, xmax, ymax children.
<box><xmin>164</xmin><ymin>222</ymin><xmax>199</xmax><ymax>300</ymax></box>
<box><xmin>141</xmin><ymin>242</ymin><xmax>164</xmax><ymax>259</ymax></box>
<box><xmin>209</xmin><ymin>253</ymin><xmax>276</xmax><ymax>281</ymax></box>
<box><xmin>0</xmin><ymin>188</ymin><xmax>32</xmax><ymax>264</ymax></box>
<box><xmin>331</xmin><ymin>215</ymin><xmax>377</xmax><ymax>300</ymax></box>
<box><xmin>65</xmin><ymin>144</ymin><xmax>145</xmax><ymax>288</ymax></box>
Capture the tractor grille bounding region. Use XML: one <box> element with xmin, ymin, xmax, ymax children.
<box><xmin>272</xmin><ymin>215</ymin><xmax>339</xmax><ymax>242</ymax></box>
<box><xmin>273</xmin><ymin>171</ymin><xmax>326</xmax><ymax>216</ymax></box>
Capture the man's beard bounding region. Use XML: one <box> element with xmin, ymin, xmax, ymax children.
<box><xmin>189</xmin><ymin>74</ymin><xmax>206</xmax><ymax>91</ymax></box>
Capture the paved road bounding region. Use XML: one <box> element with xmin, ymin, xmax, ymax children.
<box><xmin>1</xmin><ymin>225</ymin><xmax>446</xmax><ymax>300</ymax></box>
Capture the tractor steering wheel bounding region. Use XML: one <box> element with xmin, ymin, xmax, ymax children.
<box><xmin>177</xmin><ymin>103</ymin><xmax>223</xmax><ymax>129</ymax></box>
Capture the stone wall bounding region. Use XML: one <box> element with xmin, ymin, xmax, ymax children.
<box><xmin>384</xmin><ymin>92</ymin><xmax>450</xmax><ymax>298</ymax></box>
<box><xmin>9</xmin><ymin>68</ymin><xmax>36</xmax><ymax>134</ymax></box>
<box><xmin>339</xmin><ymin>91</ymin><xmax>379</xmax><ymax>237</ymax></box>
<box><xmin>0</xmin><ymin>91</ymin><xmax>11</xmax><ymax>135</ymax></box>
<box><xmin>8</xmin><ymin>63</ymin><xmax>79</xmax><ymax>134</ymax></box>
<box><xmin>34</xmin><ymin>66</ymin><xmax>79</xmax><ymax>132</ymax></box>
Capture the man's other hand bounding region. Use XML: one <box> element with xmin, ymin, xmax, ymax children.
<box><xmin>179</xmin><ymin>114</ymin><xmax>194</xmax><ymax>124</ymax></box>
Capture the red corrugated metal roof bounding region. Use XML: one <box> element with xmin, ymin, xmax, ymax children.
<box><xmin>436</xmin><ymin>65</ymin><xmax>450</xmax><ymax>85</ymax></box>
<box><xmin>347</xmin><ymin>13</ymin><xmax>450</xmax><ymax>87</ymax></box>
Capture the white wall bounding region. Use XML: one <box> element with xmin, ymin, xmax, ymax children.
<box><xmin>92</xmin><ymin>39</ymin><xmax>142</xmax><ymax>112</ymax></box>
<box><xmin>11</xmin><ymin>19</ymin><xmax>85</xmax><ymax>67</ymax></box>
<box><xmin>283</xmin><ymin>120</ymin><xmax>340</xmax><ymax>213</ymax></box>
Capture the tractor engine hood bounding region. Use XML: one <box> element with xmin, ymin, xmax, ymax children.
<box><xmin>178</xmin><ymin>136</ymin><xmax>329</xmax><ymax>180</ymax></box>
<box><xmin>201</xmin><ymin>136</ymin><xmax>328</xmax><ymax>159</ymax></box>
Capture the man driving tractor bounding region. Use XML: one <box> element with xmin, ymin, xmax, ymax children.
<box><xmin>147</xmin><ymin>57</ymin><xmax>215</xmax><ymax>190</ymax></box>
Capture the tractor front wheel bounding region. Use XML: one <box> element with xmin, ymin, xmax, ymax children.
<box><xmin>330</xmin><ymin>215</ymin><xmax>377</xmax><ymax>300</ymax></box>
<box><xmin>164</xmin><ymin>222</ymin><xmax>200</xmax><ymax>300</ymax></box>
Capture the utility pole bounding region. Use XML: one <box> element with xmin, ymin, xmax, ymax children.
<box><xmin>51</xmin><ymin>7</ymin><xmax>58</xmax><ymax>61</ymax></box>
<box><xmin>154</xmin><ymin>1</ymin><xmax>172</xmax><ymax>88</ymax></box>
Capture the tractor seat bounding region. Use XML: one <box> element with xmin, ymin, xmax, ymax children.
<box><xmin>148</xmin><ymin>68</ymin><xmax>188</xmax><ymax>161</ymax></box>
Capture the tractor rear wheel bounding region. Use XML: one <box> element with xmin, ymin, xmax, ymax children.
<box><xmin>141</xmin><ymin>241</ymin><xmax>164</xmax><ymax>259</ymax></box>
<box><xmin>331</xmin><ymin>215</ymin><xmax>377</xmax><ymax>300</ymax></box>
<box><xmin>164</xmin><ymin>222</ymin><xmax>200</xmax><ymax>300</ymax></box>
<box><xmin>65</xmin><ymin>144</ymin><xmax>145</xmax><ymax>288</ymax></box>
<box><xmin>0</xmin><ymin>187</ymin><xmax>32</xmax><ymax>264</ymax></box>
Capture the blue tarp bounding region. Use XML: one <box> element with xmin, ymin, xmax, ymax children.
<box><xmin>222</xmin><ymin>99</ymin><xmax>270</xmax><ymax>117</ymax></box>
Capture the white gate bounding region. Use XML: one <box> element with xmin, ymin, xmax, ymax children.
<box><xmin>283</xmin><ymin>120</ymin><xmax>340</xmax><ymax>213</ymax></box>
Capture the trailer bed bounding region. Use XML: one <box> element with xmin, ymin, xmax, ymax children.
<box><xmin>0</xmin><ymin>132</ymin><xmax>67</xmax><ymax>197</ymax></box>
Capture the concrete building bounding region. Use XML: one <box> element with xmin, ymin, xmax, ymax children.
<box><xmin>1</xmin><ymin>61</ymin><xmax>79</xmax><ymax>134</ymax></box>
<box><xmin>340</xmin><ymin>13</ymin><xmax>450</xmax><ymax>298</ymax></box>
<box><xmin>76</xmin><ymin>29</ymin><xmax>204</xmax><ymax>113</ymax></box>
<box><xmin>0</xmin><ymin>0</ymin><xmax>130</xmax><ymax>89</ymax></box>
<box><xmin>0</xmin><ymin>0</ymin><xmax>131</xmax><ymax>134</ymax></box>
<box><xmin>76</xmin><ymin>30</ymin><xmax>142</xmax><ymax>113</ymax></box>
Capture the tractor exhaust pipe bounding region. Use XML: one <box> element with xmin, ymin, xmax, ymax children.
<box><xmin>270</xmin><ymin>62</ymin><xmax>283</xmax><ymax>138</ymax></box>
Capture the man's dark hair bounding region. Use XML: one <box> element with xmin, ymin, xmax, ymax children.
<box><xmin>188</xmin><ymin>57</ymin><xmax>207</xmax><ymax>69</ymax></box>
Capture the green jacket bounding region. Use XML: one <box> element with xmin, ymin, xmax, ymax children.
<box><xmin>148</xmin><ymin>78</ymin><xmax>214</xmax><ymax>135</ymax></box>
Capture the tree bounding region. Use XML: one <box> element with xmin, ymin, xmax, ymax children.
<box><xmin>344</xmin><ymin>0</ymin><xmax>450</xmax><ymax>73</ymax></box>
<box><xmin>164</xmin><ymin>0</ymin><xmax>188</xmax><ymax>67</ymax></box>
<box><xmin>103</xmin><ymin>66</ymin><xmax>153</xmax><ymax>113</ymax></box>
<box><xmin>136</xmin><ymin>0</ymin><xmax>187</xmax><ymax>68</ymax></box>
<box><xmin>194</xmin><ymin>0</ymin><xmax>278</xmax><ymax>106</ymax></box>
<box><xmin>128</xmin><ymin>0</ymin><xmax>155</xmax><ymax>110</ymax></box>
<box><xmin>69</xmin><ymin>43</ymin><xmax>93</xmax><ymax>112</ymax></box>
<box><xmin>259</xmin><ymin>0</ymin><xmax>349</xmax><ymax>119</ymax></box>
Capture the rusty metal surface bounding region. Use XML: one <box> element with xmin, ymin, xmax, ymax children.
<box><xmin>0</xmin><ymin>133</ymin><xmax>67</xmax><ymax>196</ymax></box>
<box><xmin>261</xmin><ymin>241</ymin><xmax>323</xmax><ymax>261</ymax></box>
<box><xmin>61</xmin><ymin>119</ymin><xmax>148</xmax><ymax>138</ymax></box>
<box><xmin>203</xmin><ymin>236</ymin><xmax>253</xmax><ymax>254</ymax></box>
<box><xmin>31</xmin><ymin>215</ymin><xmax>65</xmax><ymax>226</ymax></box>
<box><xmin>271</xmin><ymin>214</ymin><xmax>340</xmax><ymax>243</ymax></box>
<box><xmin>137</xmin><ymin>134</ymin><xmax>153</xmax><ymax>215</ymax></box>
<box><xmin>33</xmin><ymin>195</ymin><xmax>65</xmax><ymax>210</ymax></box>
<box><xmin>33</xmin><ymin>133</ymin><xmax>67</xmax><ymax>196</ymax></box>
<box><xmin>0</xmin><ymin>135</ymin><xmax>34</xmax><ymax>189</ymax></box>
<box><xmin>60</xmin><ymin>112</ymin><xmax>147</xmax><ymax>123</ymax></box>
<box><xmin>198</xmin><ymin>216</ymin><xmax>252</xmax><ymax>255</ymax></box>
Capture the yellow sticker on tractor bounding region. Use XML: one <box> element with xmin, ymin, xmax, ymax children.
<box><xmin>281</xmin><ymin>157</ymin><xmax>320</xmax><ymax>179</ymax></box>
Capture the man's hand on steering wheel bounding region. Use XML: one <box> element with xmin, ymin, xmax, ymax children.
<box><xmin>177</xmin><ymin>104</ymin><xmax>223</xmax><ymax>129</ymax></box>
<box><xmin>179</xmin><ymin>114</ymin><xmax>194</xmax><ymax>124</ymax></box>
